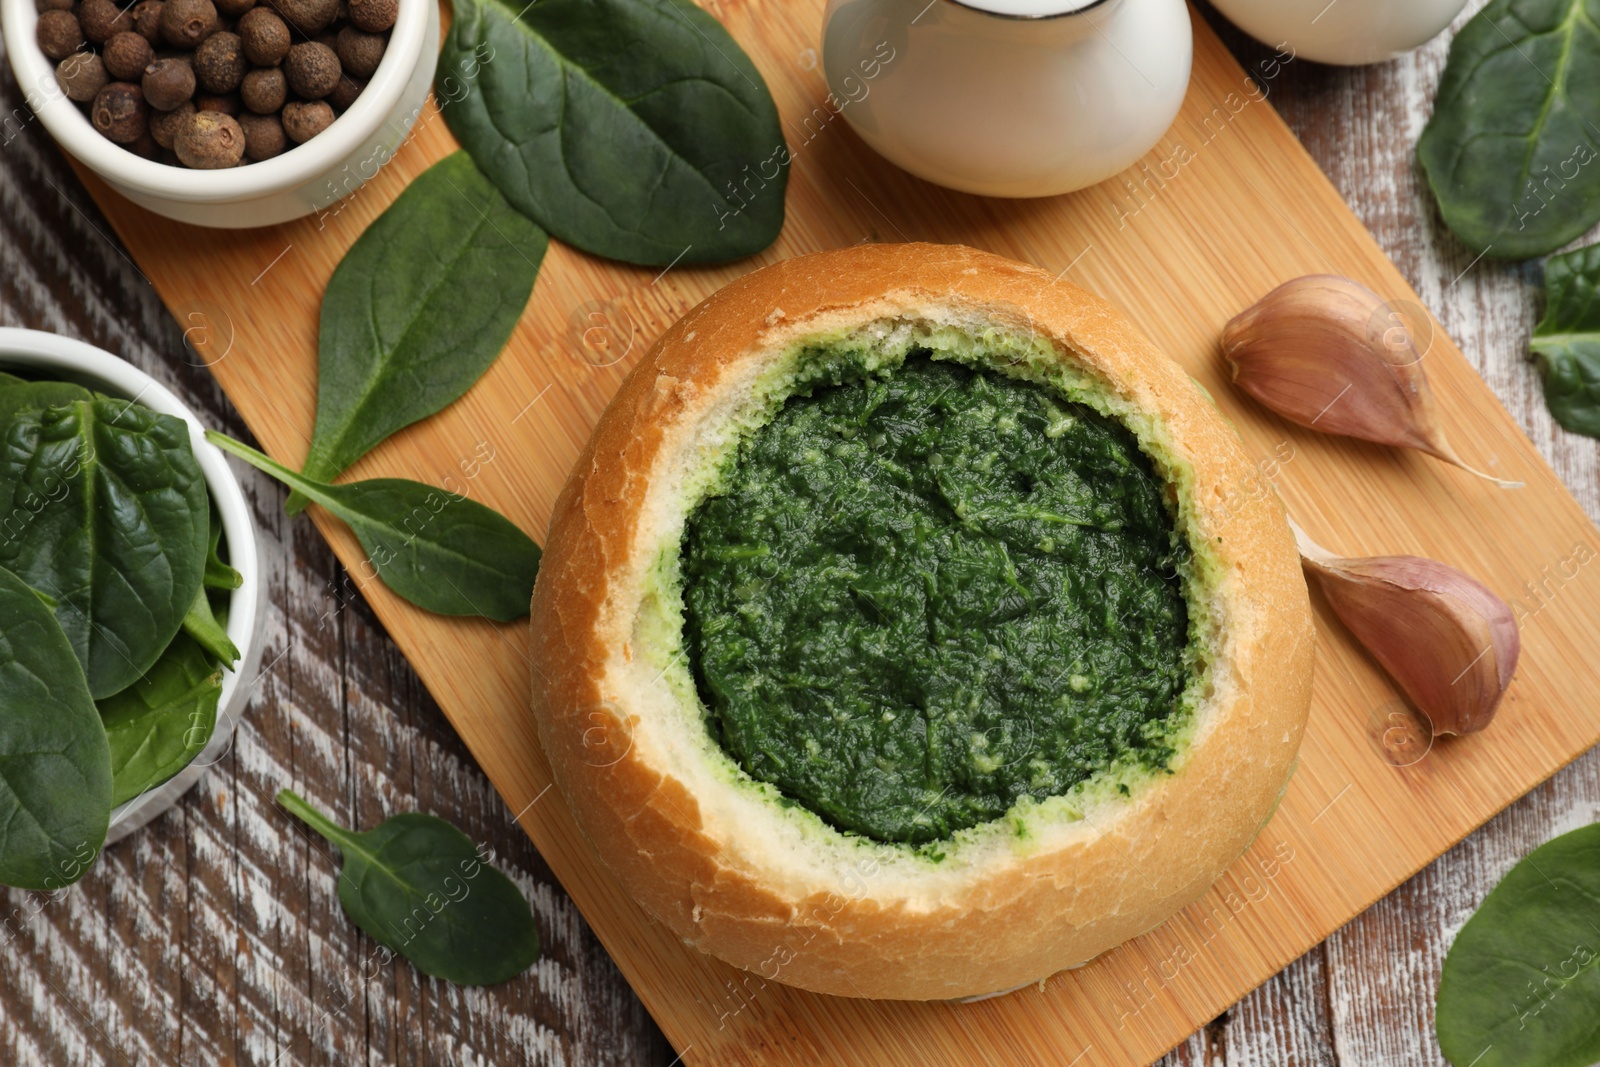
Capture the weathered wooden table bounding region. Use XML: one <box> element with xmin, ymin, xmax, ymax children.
<box><xmin>1</xmin><ymin>1</ymin><xmax>1594</xmax><ymax>1063</ymax></box>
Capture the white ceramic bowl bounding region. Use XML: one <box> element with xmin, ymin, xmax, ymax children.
<box><xmin>1207</xmin><ymin>0</ymin><xmax>1469</xmax><ymax>66</ymax></box>
<box><xmin>0</xmin><ymin>328</ymin><xmax>266</xmax><ymax>844</ymax></box>
<box><xmin>1</xmin><ymin>0</ymin><xmax>439</xmax><ymax>227</ymax></box>
<box><xmin>822</xmin><ymin>0</ymin><xmax>1193</xmax><ymax>198</ymax></box>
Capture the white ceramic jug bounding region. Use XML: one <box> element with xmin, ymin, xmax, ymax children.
<box><xmin>821</xmin><ymin>0</ymin><xmax>1193</xmax><ymax>198</ymax></box>
<box><xmin>1208</xmin><ymin>0</ymin><xmax>1469</xmax><ymax>66</ymax></box>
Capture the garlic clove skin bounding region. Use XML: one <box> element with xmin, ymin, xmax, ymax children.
<box><xmin>1224</xmin><ymin>275</ymin><xmax>1438</xmax><ymax>450</ymax></box>
<box><xmin>1294</xmin><ymin>526</ymin><xmax>1519</xmax><ymax>736</ymax></box>
<box><xmin>1223</xmin><ymin>275</ymin><xmax>1520</xmax><ymax>488</ymax></box>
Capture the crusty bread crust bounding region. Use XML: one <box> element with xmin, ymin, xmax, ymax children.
<box><xmin>529</xmin><ymin>243</ymin><xmax>1313</xmax><ymax>1000</ymax></box>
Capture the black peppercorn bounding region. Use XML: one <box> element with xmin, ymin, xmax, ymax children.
<box><xmin>237</xmin><ymin>109</ymin><xmax>283</xmax><ymax>160</ymax></box>
<box><xmin>103</xmin><ymin>30</ymin><xmax>154</xmax><ymax>80</ymax></box>
<box><xmin>159</xmin><ymin>0</ymin><xmax>217</xmax><ymax>48</ymax></box>
<box><xmin>91</xmin><ymin>81</ymin><xmax>148</xmax><ymax>143</ymax></box>
<box><xmin>193</xmin><ymin>29</ymin><xmax>245</xmax><ymax>91</ymax></box>
<box><xmin>280</xmin><ymin>98</ymin><xmax>332</xmax><ymax>142</ymax></box>
<box><xmin>266</xmin><ymin>0</ymin><xmax>335</xmax><ymax>34</ymax></box>
<box><xmin>236</xmin><ymin>6</ymin><xmax>287</xmax><ymax>65</ymax></box>
<box><xmin>283</xmin><ymin>40</ymin><xmax>339</xmax><ymax>98</ymax></box>
<box><xmin>35</xmin><ymin>9</ymin><xmax>84</xmax><ymax>60</ymax></box>
<box><xmin>148</xmin><ymin>98</ymin><xmax>193</xmax><ymax>146</ymax></box>
<box><xmin>141</xmin><ymin>55</ymin><xmax>195</xmax><ymax>109</ymax></box>
<box><xmin>346</xmin><ymin>0</ymin><xmax>393</xmax><ymax>32</ymax></box>
<box><xmin>174</xmin><ymin>109</ymin><xmax>244</xmax><ymax>167</ymax></box>
<box><xmin>56</xmin><ymin>52</ymin><xmax>109</xmax><ymax>102</ymax></box>
<box><xmin>78</xmin><ymin>0</ymin><xmax>130</xmax><ymax>43</ymax></box>
<box><xmin>239</xmin><ymin>66</ymin><xmax>284</xmax><ymax>113</ymax></box>
<box><xmin>334</xmin><ymin>26</ymin><xmax>383</xmax><ymax>79</ymax></box>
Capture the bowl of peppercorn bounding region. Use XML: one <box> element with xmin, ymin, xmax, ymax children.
<box><xmin>1</xmin><ymin>0</ymin><xmax>437</xmax><ymax>227</ymax></box>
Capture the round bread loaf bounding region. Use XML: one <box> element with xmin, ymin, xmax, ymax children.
<box><xmin>529</xmin><ymin>242</ymin><xmax>1312</xmax><ymax>1000</ymax></box>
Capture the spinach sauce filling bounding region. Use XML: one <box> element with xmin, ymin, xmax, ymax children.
<box><xmin>681</xmin><ymin>354</ymin><xmax>1190</xmax><ymax>845</ymax></box>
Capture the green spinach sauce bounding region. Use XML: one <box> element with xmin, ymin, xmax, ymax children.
<box><xmin>681</xmin><ymin>354</ymin><xmax>1190</xmax><ymax>844</ymax></box>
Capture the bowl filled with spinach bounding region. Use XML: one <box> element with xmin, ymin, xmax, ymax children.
<box><xmin>0</xmin><ymin>328</ymin><xmax>264</xmax><ymax>876</ymax></box>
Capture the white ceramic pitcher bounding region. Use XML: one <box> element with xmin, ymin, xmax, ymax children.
<box><xmin>821</xmin><ymin>0</ymin><xmax>1193</xmax><ymax>198</ymax></box>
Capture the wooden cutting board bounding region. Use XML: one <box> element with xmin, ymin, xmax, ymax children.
<box><xmin>67</xmin><ymin>1</ymin><xmax>1600</xmax><ymax>1063</ymax></box>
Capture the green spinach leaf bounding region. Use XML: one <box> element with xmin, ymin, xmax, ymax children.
<box><xmin>0</xmin><ymin>380</ymin><xmax>92</xmax><ymax>429</ymax></box>
<box><xmin>1436</xmin><ymin>823</ymin><xmax>1600</xmax><ymax>1067</ymax></box>
<box><xmin>0</xmin><ymin>565</ymin><xmax>111</xmax><ymax>890</ymax></box>
<box><xmin>180</xmin><ymin>585</ymin><xmax>240</xmax><ymax>668</ymax></box>
<box><xmin>0</xmin><ymin>398</ymin><xmax>209</xmax><ymax>698</ymax></box>
<box><xmin>439</xmin><ymin>0</ymin><xmax>788</xmax><ymax>265</ymax></box>
<box><xmin>208</xmin><ymin>432</ymin><xmax>539</xmax><ymax>621</ymax></box>
<box><xmin>277</xmin><ymin>790</ymin><xmax>540</xmax><ymax>985</ymax></box>
<box><xmin>1532</xmin><ymin>243</ymin><xmax>1600</xmax><ymax>436</ymax></box>
<box><xmin>203</xmin><ymin>508</ymin><xmax>242</xmax><ymax>590</ymax></box>
<box><xmin>293</xmin><ymin>152</ymin><xmax>545</xmax><ymax>502</ymax></box>
<box><xmin>1417</xmin><ymin>0</ymin><xmax>1600</xmax><ymax>259</ymax></box>
<box><xmin>0</xmin><ymin>372</ymin><xmax>23</xmax><ymax>388</ymax></box>
<box><xmin>97</xmin><ymin>630</ymin><xmax>220</xmax><ymax>807</ymax></box>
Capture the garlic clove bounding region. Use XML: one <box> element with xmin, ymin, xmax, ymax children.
<box><xmin>1293</xmin><ymin>521</ymin><xmax>1519</xmax><ymax>736</ymax></box>
<box><xmin>1223</xmin><ymin>275</ymin><xmax>1520</xmax><ymax>488</ymax></box>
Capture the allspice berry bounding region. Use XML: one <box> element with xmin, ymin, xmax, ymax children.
<box><xmin>131</xmin><ymin>0</ymin><xmax>163</xmax><ymax>43</ymax></box>
<box><xmin>325</xmin><ymin>72</ymin><xmax>362</xmax><ymax>111</ymax></box>
<box><xmin>280</xmin><ymin>98</ymin><xmax>331</xmax><ymax>142</ymax></box>
<box><xmin>58</xmin><ymin>0</ymin><xmax>375</xmax><ymax>166</ymax></box>
<box><xmin>267</xmin><ymin>0</ymin><xmax>335</xmax><ymax>34</ymax></box>
<box><xmin>174</xmin><ymin>109</ymin><xmax>244</xmax><ymax>167</ymax></box>
<box><xmin>239</xmin><ymin>66</ymin><xmax>284</xmax><ymax>113</ymax></box>
<box><xmin>334</xmin><ymin>26</ymin><xmax>383</xmax><ymax>79</ymax></box>
<box><xmin>102</xmin><ymin>30</ymin><xmax>153</xmax><ymax>81</ymax></box>
<box><xmin>160</xmin><ymin>0</ymin><xmax>218</xmax><ymax>48</ymax></box>
<box><xmin>35</xmin><ymin>9</ymin><xmax>84</xmax><ymax>60</ymax></box>
<box><xmin>283</xmin><ymin>41</ymin><xmax>339</xmax><ymax>98</ymax></box>
<box><xmin>237</xmin><ymin>110</ymin><xmax>283</xmax><ymax>160</ymax></box>
<box><xmin>78</xmin><ymin>0</ymin><xmax>129</xmax><ymax>42</ymax></box>
<box><xmin>126</xmin><ymin>127</ymin><xmax>158</xmax><ymax>158</ymax></box>
<box><xmin>346</xmin><ymin>0</ymin><xmax>393</xmax><ymax>32</ymax></box>
<box><xmin>236</xmin><ymin>7</ymin><xmax>287</xmax><ymax>65</ymax></box>
<box><xmin>141</xmin><ymin>55</ymin><xmax>195</xmax><ymax>110</ymax></box>
<box><xmin>193</xmin><ymin>30</ymin><xmax>245</xmax><ymax>91</ymax></box>
<box><xmin>55</xmin><ymin>52</ymin><xmax>108</xmax><ymax>102</ymax></box>
<box><xmin>91</xmin><ymin>81</ymin><xmax>148</xmax><ymax>142</ymax></box>
<box><xmin>194</xmin><ymin>90</ymin><xmax>241</xmax><ymax>114</ymax></box>
<box><xmin>148</xmin><ymin>98</ymin><xmax>194</xmax><ymax>146</ymax></box>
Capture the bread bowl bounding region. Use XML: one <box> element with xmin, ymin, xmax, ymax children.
<box><xmin>529</xmin><ymin>242</ymin><xmax>1313</xmax><ymax>1000</ymax></box>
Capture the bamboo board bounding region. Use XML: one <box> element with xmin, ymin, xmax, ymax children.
<box><xmin>66</xmin><ymin>2</ymin><xmax>1600</xmax><ymax>1063</ymax></box>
